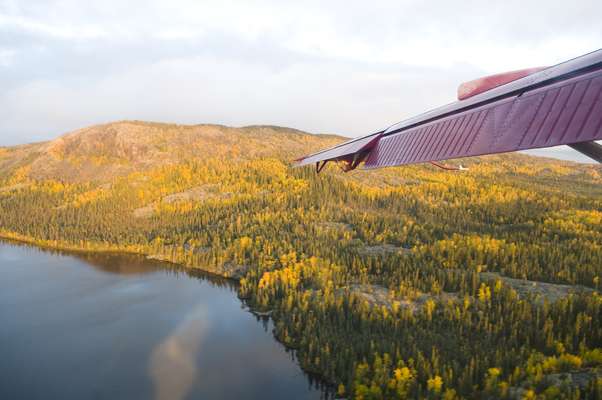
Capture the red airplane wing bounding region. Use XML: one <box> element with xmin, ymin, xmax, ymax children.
<box><xmin>297</xmin><ymin>49</ymin><xmax>602</xmax><ymax>170</ymax></box>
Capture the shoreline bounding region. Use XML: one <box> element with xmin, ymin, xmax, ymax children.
<box><xmin>0</xmin><ymin>231</ymin><xmax>241</xmax><ymax>283</ymax></box>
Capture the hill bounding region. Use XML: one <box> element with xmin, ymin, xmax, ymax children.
<box><xmin>0</xmin><ymin>121</ymin><xmax>601</xmax><ymax>399</ymax></box>
<box><xmin>0</xmin><ymin>121</ymin><xmax>343</xmax><ymax>183</ymax></box>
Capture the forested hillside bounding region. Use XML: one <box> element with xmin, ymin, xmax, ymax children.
<box><xmin>1</xmin><ymin>121</ymin><xmax>601</xmax><ymax>399</ymax></box>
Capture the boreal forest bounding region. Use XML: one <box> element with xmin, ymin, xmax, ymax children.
<box><xmin>1</xmin><ymin>121</ymin><xmax>601</xmax><ymax>399</ymax></box>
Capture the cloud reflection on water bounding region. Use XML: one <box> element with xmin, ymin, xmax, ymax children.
<box><xmin>148</xmin><ymin>304</ymin><xmax>208</xmax><ymax>400</ymax></box>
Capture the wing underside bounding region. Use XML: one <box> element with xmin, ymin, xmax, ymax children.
<box><xmin>296</xmin><ymin>49</ymin><xmax>602</xmax><ymax>169</ymax></box>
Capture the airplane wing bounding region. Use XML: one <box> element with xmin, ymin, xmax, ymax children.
<box><xmin>296</xmin><ymin>49</ymin><xmax>602</xmax><ymax>171</ymax></box>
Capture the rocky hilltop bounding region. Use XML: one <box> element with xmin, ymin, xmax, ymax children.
<box><xmin>0</xmin><ymin>121</ymin><xmax>343</xmax><ymax>183</ymax></box>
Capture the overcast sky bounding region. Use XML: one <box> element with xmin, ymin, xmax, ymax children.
<box><xmin>1</xmin><ymin>0</ymin><xmax>600</xmax><ymax>161</ymax></box>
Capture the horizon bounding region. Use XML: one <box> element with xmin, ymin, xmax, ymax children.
<box><xmin>1</xmin><ymin>118</ymin><xmax>599</xmax><ymax>165</ymax></box>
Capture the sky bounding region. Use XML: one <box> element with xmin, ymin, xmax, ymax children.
<box><xmin>0</xmin><ymin>0</ymin><xmax>601</xmax><ymax>161</ymax></box>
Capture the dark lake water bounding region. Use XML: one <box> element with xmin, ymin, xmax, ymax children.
<box><xmin>0</xmin><ymin>240</ymin><xmax>327</xmax><ymax>400</ymax></box>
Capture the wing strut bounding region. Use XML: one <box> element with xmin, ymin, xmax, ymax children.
<box><xmin>568</xmin><ymin>141</ymin><xmax>602</xmax><ymax>163</ymax></box>
<box><xmin>316</xmin><ymin>160</ymin><xmax>328</xmax><ymax>173</ymax></box>
<box><xmin>429</xmin><ymin>161</ymin><xmax>467</xmax><ymax>171</ymax></box>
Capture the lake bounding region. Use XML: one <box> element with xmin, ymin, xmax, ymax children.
<box><xmin>0</xmin><ymin>240</ymin><xmax>328</xmax><ymax>400</ymax></box>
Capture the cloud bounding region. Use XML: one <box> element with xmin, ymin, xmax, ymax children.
<box><xmin>0</xmin><ymin>52</ymin><xmax>475</xmax><ymax>144</ymax></box>
<box><xmin>0</xmin><ymin>0</ymin><xmax>600</xmax><ymax>162</ymax></box>
<box><xmin>0</xmin><ymin>13</ymin><xmax>107</xmax><ymax>40</ymax></box>
<box><xmin>0</xmin><ymin>48</ymin><xmax>14</xmax><ymax>66</ymax></box>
